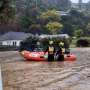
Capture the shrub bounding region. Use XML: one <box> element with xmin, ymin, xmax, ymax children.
<box><xmin>76</xmin><ymin>39</ymin><xmax>90</xmax><ymax>47</ymax></box>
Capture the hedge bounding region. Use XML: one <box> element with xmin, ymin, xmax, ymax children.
<box><xmin>76</xmin><ymin>38</ymin><xmax>90</xmax><ymax>47</ymax></box>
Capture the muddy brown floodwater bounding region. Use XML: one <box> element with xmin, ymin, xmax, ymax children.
<box><xmin>0</xmin><ymin>48</ymin><xmax>90</xmax><ymax>90</ymax></box>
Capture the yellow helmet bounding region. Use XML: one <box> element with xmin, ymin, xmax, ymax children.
<box><xmin>49</xmin><ymin>41</ymin><xmax>53</xmax><ymax>45</ymax></box>
<box><xmin>59</xmin><ymin>42</ymin><xmax>64</xmax><ymax>46</ymax></box>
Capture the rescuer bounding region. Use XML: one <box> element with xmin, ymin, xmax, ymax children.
<box><xmin>45</xmin><ymin>40</ymin><xmax>55</xmax><ymax>61</ymax></box>
<box><xmin>56</xmin><ymin>41</ymin><xmax>64</xmax><ymax>61</ymax></box>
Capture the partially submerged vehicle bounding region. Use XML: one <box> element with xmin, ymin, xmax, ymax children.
<box><xmin>19</xmin><ymin>34</ymin><xmax>76</xmax><ymax>61</ymax></box>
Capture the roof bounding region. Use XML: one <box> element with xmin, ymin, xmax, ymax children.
<box><xmin>0</xmin><ymin>32</ymin><xmax>33</xmax><ymax>41</ymax></box>
<box><xmin>39</xmin><ymin>34</ymin><xmax>69</xmax><ymax>39</ymax></box>
<box><xmin>56</xmin><ymin>11</ymin><xmax>69</xmax><ymax>16</ymax></box>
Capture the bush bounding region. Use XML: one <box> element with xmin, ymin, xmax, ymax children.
<box><xmin>76</xmin><ymin>39</ymin><xmax>90</xmax><ymax>47</ymax></box>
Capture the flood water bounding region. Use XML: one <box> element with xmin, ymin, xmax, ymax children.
<box><xmin>0</xmin><ymin>48</ymin><xmax>90</xmax><ymax>90</ymax></box>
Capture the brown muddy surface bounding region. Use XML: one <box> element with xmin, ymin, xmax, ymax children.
<box><xmin>0</xmin><ymin>48</ymin><xmax>90</xmax><ymax>90</ymax></box>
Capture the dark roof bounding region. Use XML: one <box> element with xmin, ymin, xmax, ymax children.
<box><xmin>0</xmin><ymin>32</ymin><xmax>33</xmax><ymax>41</ymax></box>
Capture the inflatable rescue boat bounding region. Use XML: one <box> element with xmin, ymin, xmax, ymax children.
<box><xmin>20</xmin><ymin>50</ymin><xmax>76</xmax><ymax>61</ymax></box>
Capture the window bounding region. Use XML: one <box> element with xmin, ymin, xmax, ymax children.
<box><xmin>13</xmin><ymin>41</ymin><xmax>17</xmax><ymax>46</ymax></box>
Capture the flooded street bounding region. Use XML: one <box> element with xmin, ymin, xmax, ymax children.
<box><xmin>0</xmin><ymin>48</ymin><xmax>90</xmax><ymax>90</ymax></box>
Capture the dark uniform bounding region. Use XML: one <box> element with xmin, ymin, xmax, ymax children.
<box><xmin>45</xmin><ymin>41</ymin><xmax>55</xmax><ymax>61</ymax></box>
<box><xmin>56</xmin><ymin>47</ymin><xmax>64</xmax><ymax>61</ymax></box>
<box><xmin>56</xmin><ymin>42</ymin><xmax>64</xmax><ymax>61</ymax></box>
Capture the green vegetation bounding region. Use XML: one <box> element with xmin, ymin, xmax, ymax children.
<box><xmin>71</xmin><ymin>37</ymin><xmax>90</xmax><ymax>47</ymax></box>
<box><xmin>40</xmin><ymin>10</ymin><xmax>61</xmax><ymax>21</ymax></box>
<box><xmin>0</xmin><ymin>0</ymin><xmax>15</xmax><ymax>24</ymax></box>
<box><xmin>46</xmin><ymin>22</ymin><xmax>63</xmax><ymax>34</ymax></box>
<box><xmin>76</xmin><ymin>37</ymin><xmax>90</xmax><ymax>47</ymax></box>
<box><xmin>1</xmin><ymin>0</ymin><xmax>90</xmax><ymax>40</ymax></box>
<box><xmin>74</xmin><ymin>29</ymin><xmax>83</xmax><ymax>38</ymax></box>
<box><xmin>19</xmin><ymin>9</ymin><xmax>63</xmax><ymax>34</ymax></box>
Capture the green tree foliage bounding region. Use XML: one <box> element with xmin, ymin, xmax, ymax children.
<box><xmin>86</xmin><ymin>23</ymin><xmax>90</xmax><ymax>36</ymax></box>
<box><xmin>74</xmin><ymin>29</ymin><xmax>83</xmax><ymax>38</ymax></box>
<box><xmin>46</xmin><ymin>22</ymin><xmax>63</xmax><ymax>34</ymax></box>
<box><xmin>39</xmin><ymin>10</ymin><xmax>63</xmax><ymax>34</ymax></box>
<box><xmin>20</xmin><ymin>9</ymin><xmax>63</xmax><ymax>34</ymax></box>
<box><xmin>29</xmin><ymin>24</ymin><xmax>43</xmax><ymax>34</ymax></box>
<box><xmin>20</xmin><ymin>16</ymin><xmax>31</xmax><ymax>28</ymax></box>
<box><xmin>19</xmin><ymin>6</ymin><xmax>40</xmax><ymax>32</ymax></box>
<box><xmin>40</xmin><ymin>10</ymin><xmax>60</xmax><ymax>22</ymax></box>
<box><xmin>0</xmin><ymin>0</ymin><xmax>15</xmax><ymax>24</ymax></box>
<box><xmin>41</xmin><ymin>0</ymin><xmax>71</xmax><ymax>11</ymax></box>
<box><xmin>61</xmin><ymin>9</ymin><xmax>87</xmax><ymax>36</ymax></box>
<box><xmin>69</xmin><ymin>10</ymin><xmax>85</xmax><ymax>28</ymax></box>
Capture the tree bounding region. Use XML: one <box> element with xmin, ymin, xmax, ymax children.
<box><xmin>40</xmin><ymin>10</ymin><xmax>63</xmax><ymax>34</ymax></box>
<box><xmin>61</xmin><ymin>9</ymin><xmax>87</xmax><ymax>36</ymax></box>
<box><xmin>40</xmin><ymin>10</ymin><xmax>61</xmax><ymax>23</ymax></box>
<box><xmin>74</xmin><ymin>29</ymin><xmax>83</xmax><ymax>38</ymax></box>
<box><xmin>20</xmin><ymin>9</ymin><xmax>62</xmax><ymax>34</ymax></box>
<box><xmin>86</xmin><ymin>23</ymin><xmax>90</xmax><ymax>35</ymax></box>
<box><xmin>19</xmin><ymin>5</ymin><xmax>40</xmax><ymax>31</ymax></box>
<box><xmin>0</xmin><ymin>0</ymin><xmax>15</xmax><ymax>24</ymax></box>
<box><xmin>46</xmin><ymin>21</ymin><xmax>63</xmax><ymax>34</ymax></box>
<box><xmin>20</xmin><ymin>15</ymin><xmax>31</xmax><ymax>28</ymax></box>
<box><xmin>29</xmin><ymin>24</ymin><xmax>43</xmax><ymax>34</ymax></box>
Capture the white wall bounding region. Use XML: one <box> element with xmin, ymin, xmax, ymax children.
<box><xmin>2</xmin><ymin>40</ymin><xmax>22</xmax><ymax>46</ymax></box>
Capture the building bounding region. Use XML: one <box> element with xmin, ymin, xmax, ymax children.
<box><xmin>71</xmin><ymin>3</ymin><xmax>88</xmax><ymax>10</ymax></box>
<box><xmin>0</xmin><ymin>32</ymin><xmax>33</xmax><ymax>47</ymax></box>
<box><xmin>71</xmin><ymin>0</ymin><xmax>90</xmax><ymax>11</ymax></box>
<box><xmin>56</xmin><ymin>11</ymin><xmax>69</xmax><ymax>16</ymax></box>
<box><xmin>78</xmin><ymin>0</ymin><xmax>83</xmax><ymax>9</ymax></box>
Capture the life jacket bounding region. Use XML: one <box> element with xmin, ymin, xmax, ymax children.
<box><xmin>59</xmin><ymin>42</ymin><xmax>65</xmax><ymax>53</ymax></box>
<box><xmin>59</xmin><ymin>42</ymin><xmax>64</xmax><ymax>47</ymax></box>
<box><xmin>48</xmin><ymin>46</ymin><xmax>54</xmax><ymax>54</ymax></box>
<box><xmin>62</xmin><ymin>48</ymin><xmax>65</xmax><ymax>53</ymax></box>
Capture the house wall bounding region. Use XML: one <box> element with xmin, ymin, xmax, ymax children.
<box><xmin>0</xmin><ymin>42</ymin><xmax>2</xmax><ymax>46</ymax></box>
<box><xmin>2</xmin><ymin>40</ymin><xmax>22</xmax><ymax>47</ymax></box>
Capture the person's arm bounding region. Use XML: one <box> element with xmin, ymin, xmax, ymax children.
<box><xmin>56</xmin><ymin>48</ymin><xmax>62</xmax><ymax>55</ymax></box>
<box><xmin>53</xmin><ymin>46</ymin><xmax>55</xmax><ymax>53</ymax></box>
<box><xmin>56</xmin><ymin>50</ymin><xmax>58</xmax><ymax>55</ymax></box>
